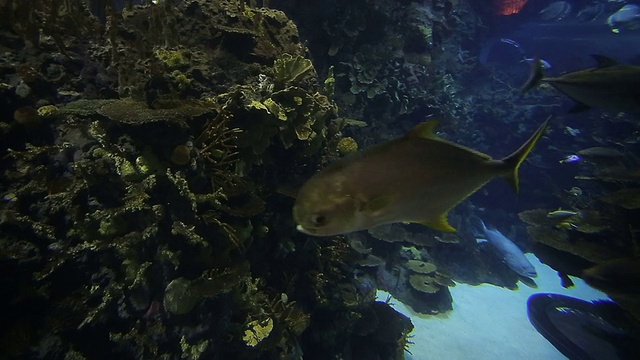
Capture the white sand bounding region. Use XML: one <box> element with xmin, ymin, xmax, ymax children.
<box><xmin>378</xmin><ymin>254</ymin><xmax>609</xmax><ymax>360</ymax></box>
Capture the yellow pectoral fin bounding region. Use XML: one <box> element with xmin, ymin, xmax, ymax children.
<box><xmin>418</xmin><ymin>213</ymin><xmax>456</xmax><ymax>232</ymax></box>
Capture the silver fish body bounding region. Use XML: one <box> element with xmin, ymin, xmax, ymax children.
<box><xmin>480</xmin><ymin>221</ymin><xmax>538</xmax><ymax>278</ymax></box>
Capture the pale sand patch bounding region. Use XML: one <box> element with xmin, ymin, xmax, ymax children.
<box><xmin>378</xmin><ymin>254</ymin><xmax>608</xmax><ymax>360</ymax></box>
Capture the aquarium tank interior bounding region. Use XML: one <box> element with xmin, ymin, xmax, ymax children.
<box><xmin>1</xmin><ymin>0</ymin><xmax>639</xmax><ymax>359</ymax></box>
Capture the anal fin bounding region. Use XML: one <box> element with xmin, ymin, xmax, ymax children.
<box><xmin>418</xmin><ymin>213</ymin><xmax>456</xmax><ymax>232</ymax></box>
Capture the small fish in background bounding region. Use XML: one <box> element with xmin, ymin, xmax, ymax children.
<box><xmin>577</xmin><ymin>146</ymin><xmax>624</xmax><ymax>159</ymax></box>
<box><xmin>607</xmin><ymin>4</ymin><xmax>640</xmax><ymax>33</ymax></box>
<box><xmin>521</xmin><ymin>57</ymin><xmax>552</xmax><ymax>70</ymax></box>
<box><xmin>293</xmin><ymin>118</ymin><xmax>549</xmax><ymax>236</ymax></box>
<box><xmin>547</xmin><ymin>208</ymin><xmax>580</xmax><ymax>220</ymax></box>
<box><xmin>499</xmin><ymin>38</ymin><xmax>552</xmax><ymax>70</ymax></box>
<box><xmin>476</xmin><ymin>219</ymin><xmax>538</xmax><ymax>278</ymax></box>
<box><xmin>539</xmin><ymin>1</ymin><xmax>572</xmax><ymax>21</ymax></box>
<box><xmin>555</xmin><ymin>221</ymin><xmax>579</xmax><ymax>231</ymax></box>
<box><xmin>521</xmin><ymin>54</ymin><xmax>640</xmax><ymax>114</ymax></box>
<box><xmin>567</xmin><ymin>186</ymin><xmax>583</xmax><ymax>197</ymax></box>
<box><xmin>577</xmin><ymin>2</ymin><xmax>605</xmax><ymax>22</ymax></box>
<box><xmin>548</xmin><ymin>208</ymin><xmax>584</xmax><ymax>231</ymax></box>
<box><xmin>563</xmin><ymin>126</ymin><xmax>581</xmax><ymax>137</ymax></box>
<box><xmin>559</xmin><ymin>154</ymin><xmax>582</xmax><ymax>164</ymax></box>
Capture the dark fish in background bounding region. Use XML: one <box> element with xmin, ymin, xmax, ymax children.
<box><xmin>577</xmin><ymin>146</ymin><xmax>624</xmax><ymax>159</ymax></box>
<box><xmin>293</xmin><ymin>118</ymin><xmax>549</xmax><ymax>236</ymax></box>
<box><xmin>521</xmin><ymin>54</ymin><xmax>640</xmax><ymax>114</ymax></box>
<box><xmin>528</xmin><ymin>293</ymin><xmax>640</xmax><ymax>360</ymax></box>
<box><xmin>583</xmin><ymin>257</ymin><xmax>640</xmax><ymax>296</ymax></box>
<box><xmin>576</xmin><ymin>2</ymin><xmax>604</xmax><ymax>22</ymax></box>
<box><xmin>497</xmin><ymin>38</ymin><xmax>552</xmax><ymax>69</ymax></box>
<box><xmin>546</xmin><ymin>208</ymin><xmax>580</xmax><ymax>220</ymax></box>
<box><xmin>539</xmin><ymin>1</ymin><xmax>572</xmax><ymax>21</ymax></box>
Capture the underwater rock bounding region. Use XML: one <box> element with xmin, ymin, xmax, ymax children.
<box><xmin>170</xmin><ymin>144</ymin><xmax>192</xmax><ymax>166</ymax></box>
<box><xmin>13</xmin><ymin>106</ymin><xmax>40</xmax><ymax>128</ymax></box>
<box><xmin>97</xmin><ymin>99</ymin><xmax>214</xmax><ymax>125</ymax></box>
<box><xmin>164</xmin><ymin>277</ymin><xmax>200</xmax><ymax>315</ymax></box>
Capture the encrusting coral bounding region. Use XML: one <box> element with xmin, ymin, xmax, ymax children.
<box><xmin>0</xmin><ymin>0</ymin><xmax>414</xmax><ymax>358</ymax></box>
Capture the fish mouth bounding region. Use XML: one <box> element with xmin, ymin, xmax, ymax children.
<box><xmin>296</xmin><ymin>225</ymin><xmax>317</xmax><ymax>235</ymax></box>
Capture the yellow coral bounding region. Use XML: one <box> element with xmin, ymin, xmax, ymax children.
<box><xmin>37</xmin><ymin>105</ymin><xmax>58</xmax><ymax>117</ymax></box>
<box><xmin>263</xmin><ymin>98</ymin><xmax>287</xmax><ymax>121</ymax></box>
<box><xmin>170</xmin><ymin>70</ymin><xmax>192</xmax><ymax>90</ymax></box>
<box><xmin>243</xmin><ymin>317</ymin><xmax>273</xmax><ymax>347</ymax></box>
<box><xmin>154</xmin><ymin>48</ymin><xmax>189</xmax><ymax>68</ymax></box>
<box><xmin>337</xmin><ymin>137</ymin><xmax>358</xmax><ymax>155</ymax></box>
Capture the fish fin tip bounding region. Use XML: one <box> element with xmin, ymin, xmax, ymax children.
<box><xmin>520</xmin><ymin>57</ymin><xmax>545</xmax><ymax>95</ymax></box>
<box><xmin>419</xmin><ymin>213</ymin><xmax>456</xmax><ymax>233</ymax></box>
<box><xmin>501</xmin><ymin>117</ymin><xmax>551</xmax><ymax>193</ymax></box>
<box><xmin>591</xmin><ymin>54</ymin><xmax>619</xmax><ymax>68</ymax></box>
<box><xmin>409</xmin><ymin>120</ymin><xmax>440</xmax><ymax>140</ymax></box>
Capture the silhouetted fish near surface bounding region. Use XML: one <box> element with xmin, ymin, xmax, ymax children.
<box><xmin>293</xmin><ymin>118</ymin><xmax>549</xmax><ymax>236</ymax></box>
<box><xmin>521</xmin><ymin>55</ymin><xmax>640</xmax><ymax>114</ymax></box>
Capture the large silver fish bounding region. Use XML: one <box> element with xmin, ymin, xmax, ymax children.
<box><xmin>293</xmin><ymin>119</ymin><xmax>549</xmax><ymax>237</ymax></box>
<box><xmin>521</xmin><ymin>55</ymin><xmax>640</xmax><ymax>114</ymax></box>
<box><xmin>478</xmin><ymin>220</ymin><xmax>538</xmax><ymax>278</ymax></box>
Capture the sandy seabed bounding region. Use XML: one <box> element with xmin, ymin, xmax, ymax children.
<box><xmin>378</xmin><ymin>254</ymin><xmax>609</xmax><ymax>360</ymax></box>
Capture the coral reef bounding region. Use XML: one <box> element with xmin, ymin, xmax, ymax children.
<box><xmin>0</xmin><ymin>1</ymin><xmax>410</xmax><ymax>359</ymax></box>
<box><xmin>6</xmin><ymin>0</ymin><xmax>636</xmax><ymax>356</ymax></box>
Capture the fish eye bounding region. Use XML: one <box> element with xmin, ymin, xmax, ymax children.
<box><xmin>310</xmin><ymin>214</ymin><xmax>328</xmax><ymax>227</ymax></box>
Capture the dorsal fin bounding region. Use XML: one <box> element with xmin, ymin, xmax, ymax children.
<box><xmin>591</xmin><ymin>54</ymin><xmax>619</xmax><ymax>68</ymax></box>
<box><xmin>408</xmin><ymin>120</ymin><xmax>440</xmax><ymax>140</ymax></box>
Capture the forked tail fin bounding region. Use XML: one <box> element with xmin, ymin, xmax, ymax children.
<box><xmin>501</xmin><ymin>116</ymin><xmax>551</xmax><ymax>192</ymax></box>
<box><xmin>520</xmin><ymin>57</ymin><xmax>545</xmax><ymax>95</ymax></box>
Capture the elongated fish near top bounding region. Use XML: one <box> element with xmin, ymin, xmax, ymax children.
<box><xmin>477</xmin><ymin>220</ymin><xmax>537</xmax><ymax>278</ymax></box>
<box><xmin>293</xmin><ymin>118</ymin><xmax>549</xmax><ymax>236</ymax></box>
<box><xmin>520</xmin><ymin>54</ymin><xmax>640</xmax><ymax>114</ymax></box>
